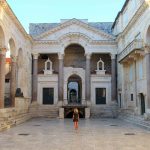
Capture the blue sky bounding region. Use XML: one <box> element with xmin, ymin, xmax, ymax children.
<box><xmin>7</xmin><ymin>0</ymin><xmax>125</xmax><ymax>33</ymax></box>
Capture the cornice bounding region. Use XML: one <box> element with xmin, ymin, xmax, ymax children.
<box><xmin>33</xmin><ymin>40</ymin><xmax>59</xmax><ymax>45</ymax></box>
<box><xmin>34</xmin><ymin>19</ymin><xmax>115</xmax><ymax>40</ymax></box>
<box><xmin>33</xmin><ymin>31</ymin><xmax>116</xmax><ymax>46</ymax></box>
<box><xmin>90</xmin><ymin>40</ymin><xmax>117</xmax><ymax>45</ymax></box>
<box><xmin>33</xmin><ymin>39</ymin><xmax>116</xmax><ymax>46</ymax></box>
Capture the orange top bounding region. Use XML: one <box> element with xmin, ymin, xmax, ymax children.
<box><xmin>6</xmin><ymin>58</ymin><xmax>11</xmax><ymax>64</ymax></box>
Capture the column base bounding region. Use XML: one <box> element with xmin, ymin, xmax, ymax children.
<box><xmin>144</xmin><ymin>109</ymin><xmax>150</xmax><ymax>120</ymax></box>
<box><xmin>82</xmin><ymin>99</ymin><xmax>86</xmax><ymax>105</ymax></box>
<box><xmin>86</xmin><ymin>101</ymin><xmax>91</xmax><ymax>107</ymax></box>
<box><xmin>31</xmin><ymin>101</ymin><xmax>38</xmax><ymax>106</ymax></box>
<box><xmin>59</xmin><ymin>108</ymin><xmax>64</xmax><ymax>119</ymax></box>
<box><xmin>85</xmin><ymin>107</ymin><xmax>90</xmax><ymax>119</ymax></box>
<box><xmin>63</xmin><ymin>99</ymin><xmax>68</xmax><ymax>105</ymax></box>
<box><xmin>134</xmin><ymin>107</ymin><xmax>139</xmax><ymax>115</ymax></box>
<box><xmin>57</xmin><ymin>101</ymin><xmax>63</xmax><ymax>106</ymax></box>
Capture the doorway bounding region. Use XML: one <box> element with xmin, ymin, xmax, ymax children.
<box><xmin>43</xmin><ymin>88</ymin><xmax>54</xmax><ymax>104</ymax></box>
<box><xmin>96</xmin><ymin>88</ymin><xmax>106</xmax><ymax>104</ymax></box>
<box><xmin>140</xmin><ymin>93</ymin><xmax>145</xmax><ymax>115</ymax></box>
<box><xmin>67</xmin><ymin>75</ymin><xmax>82</xmax><ymax>104</ymax></box>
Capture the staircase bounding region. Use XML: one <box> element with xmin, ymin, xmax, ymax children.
<box><xmin>118</xmin><ymin>111</ymin><xmax>150</xmax><ymax>130</ymax></box>
<box><xmin>29</xmin><ymin>104</ymin><xmax>59</xmax><ymax>118</ymax></box>
<box><xmin>90</xmin><ymin>105</ymin><xmax>118</xmax><ymax>118</ymax></box>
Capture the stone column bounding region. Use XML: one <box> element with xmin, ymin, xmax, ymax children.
<box><xmin>58</xmin><ymin>53</ymin><xmax>64</xmax><ymax>105</ymax></box>
<box><xmin>32</xmin><ymin>53</ymin><xmax>39</xmax><ymax>102</ymax></box>
<box><xmin>111</xmin><ymin>54</ymin><xmax>117</xmax><ymax>102</ymax></box>
<box><xmin>145</xmin><ymin>46</ymin><xmax>150</xmax><ymax>108</ymax></box>
<box><xmin>0</xmin><ymin>48</ymin><xmax>6</xmax><ymax>108</ymax></box>
<box><xmin>85</xmin><ymin>53</ymin><xmax>91</xmax><ymax>104</ymax></box>
<box><xmin>10</xmin><ymin>55</ymin><xmax>17</xmax><ymax>107</ymax></box>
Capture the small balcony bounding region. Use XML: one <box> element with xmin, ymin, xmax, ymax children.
<box><xmin>118</xmin><ymin>39</ymin><xmax>144</xmax><ymax>62</ymax></box>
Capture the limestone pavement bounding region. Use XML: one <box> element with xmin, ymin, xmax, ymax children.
<box><xmin>0</xmin><ymin>118</ymin><xmax>150</xmax><ymax>150</ymax></box>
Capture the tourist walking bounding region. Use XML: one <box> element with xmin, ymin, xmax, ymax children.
<box><xmin>73</xmin><ymin>108</ymin><xmax>79</xmax><ymax>130</ymax></box>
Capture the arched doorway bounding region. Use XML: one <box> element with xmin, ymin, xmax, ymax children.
<box><xmin>67</xmin><ymin>74</ymin><xmax>82</xmax><ymax>104</ymax></box>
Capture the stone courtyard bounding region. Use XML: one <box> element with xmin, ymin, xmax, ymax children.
<box><xmin>0</xmin><ymin>118</ymin><xmax>150</xmax><ymax>150</ymax></box>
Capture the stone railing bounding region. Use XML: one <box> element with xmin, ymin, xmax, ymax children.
<box><xmin>118</xmin><ymin>39</ymin><xmax>144</xmax><ymax>62</ymax></box>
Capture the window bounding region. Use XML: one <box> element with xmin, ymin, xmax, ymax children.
<box><xmin>131</xmin><ymin>94</ymin><xmax>134</xmax><ymax>101</ymax></box>
<box><xmin>96</xmin><ymin>88</ymin><xmax>106</xmax><ymax>104</ymax></box>
<box><xmin>139</xmin><ymin>60</ymin><xmax>143</xmax><ymax>79</ymax></box>
<box><xmin>129</xmin><ymin>65</ymin><xmax>133</xmax><ymax>81</ymax></box>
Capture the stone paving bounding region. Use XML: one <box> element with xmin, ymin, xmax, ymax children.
<box><xmin>0</xmin><ymin>118</ymin><xmax>150</xmax><ymax>150</ymax></box>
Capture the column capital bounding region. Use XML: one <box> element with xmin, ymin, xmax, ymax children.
<box><xmin>110</xmin><ymin>54</ymin><xmax>116</xmax><ymax>59</ymax></box>
<box><xmin>85</xmin><ymin>53</ymin><xmax>92</xmax><ymax>59</ymax></box>
<box><xmin>144</xmin><ymin>45</ymin><xmax>150</xmax><ymax>54</ymax></box>
<box><xmin>11</xmin><ymin>55</ymin><xmax>18</xmax><ymax>62</ymax></box>
<box><xmin>58</xmin><ymin>53</ymin><xmax>64</xmax><ymax>60</ymax></box>
<box><xmin>32</xmin><ymin>53</ymin><xmax>39</xmax><ymax>59</ymax></box>
<box><xmin>0</xmin><ymin>47</ymin><xmax>7</xmax><ymax>55</ymax></box>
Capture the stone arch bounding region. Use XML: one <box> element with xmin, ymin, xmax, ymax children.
<box><xmin>17</xmin><ymin>48</ymin><xmax>23</xmax><ymax>68</ymax></box>
<box><xmin>142</xmin><ymin>17</ymin><xmax>150</xmax><ymax>44</ymax></box>
<box><xmin>59</xmin><ymin>32</ymin><xmax>90</xmax><ymax>53</ymax></box>
<box><xmin>64</xmin><ymin>68</ymin><xmax>85</xmax><ymax>103</ymax></box>
<box><xmin>64</xmin><ymin>44</ymin><xmax>86</xmax><ymax>69</ymax></box>
<box><xmin>0</xmin><ymin>25</ymin><xmax>5</xmax><ymax>48</ymax></box>
<box><xmin>67</xmin><ymin>74</ymin><xmax>82</xmax><ymax>104</ymax></box>
<box><xmin>146</xmin><ymin>25</ymin><xmax>150</xmax><ymax>44</ymax></box>
<box><xmin>8</xmin><ymin>38</ymin><xmax>16</xmax><ymax>56</ymax></box>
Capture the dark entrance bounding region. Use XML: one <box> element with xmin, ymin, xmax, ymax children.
<box><xmin>67</xmin><ymin>75</ymin><xmax>82</xmax><ymax>104</ymax></box>
<box><xmin>119</xmin><ymin>93</ymin><xmax>122</xmax><ymax>108</ymax></box>
<box><xmin>43</xmin><ymin>88</ymin><xmax>54</xmax><ymax>104</ymax></box>
<box><xmin>140</xmin><ymin>93</ymin><xmax>145</xmax><ymax>115</ymax></box>
<box><xmin>64</xmin><ymin>107</ymin><xmax>85</xmax><ymax>118</ymax></box>
<box><xmin>96</xmin><ymin>88</ymin><xmax>106</xmax><ymax>104</ymax></box>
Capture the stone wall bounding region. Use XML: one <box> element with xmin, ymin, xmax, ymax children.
<box><xmin>0</xmin><ymin>97</ymin><xmax>31</xmax><ymax>131</ymax></box>
<box><xmin>38</xmin><ymin>54</ymin><xmax>59</xmax><ymax>74</ymax></box>
<box><xmin>91</xmin><ymin>54</ymin><xmax>111</xmax><ymax>74</ymax></box>
<box><xmin>64</xmin><ymin>44</ymin><xmax>86</xmax><ymax>69</ymax></box>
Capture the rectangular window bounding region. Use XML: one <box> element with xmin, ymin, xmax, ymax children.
<box><xmin>139</xmin><ymin>60</ymin><xmax>143</xmax><ymax>79</ymax></box>
<box><xmin>131</xmin><ymin>94</ymin><xmax>134</xmax><ymax>101</ymax></box>
<box><xmin>43</xmin><ymin>88</ymin><xmax>54</xmax><ymax>105</ymax></box>
<box><xmin>96</xmin><ymin>88</ymin><xmax>106</xmax><ymax>104</ymax></box>
<box><xmin>129</xmin><ymin>65</ymin><xmax>133</xmax><ymax>82</ymax></box>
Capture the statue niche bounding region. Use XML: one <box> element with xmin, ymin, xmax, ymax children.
<box><xmin>43</xmin><ymin>58</ymin><xmax>53</xmax><ymax>75</ymax></box>
<box><xmin>96</xmin><ymin>58</ymin><xmax>106</xmax><ymax>75</ymax></box>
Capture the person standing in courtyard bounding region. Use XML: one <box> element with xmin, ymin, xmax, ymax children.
<box><xmin>73</xmin><ymin>108</ymin><xmax>79</xmax><ymax>130</ymax></box>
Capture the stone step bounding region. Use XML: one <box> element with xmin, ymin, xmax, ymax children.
<box><xmin>29</xmin><ymin>104</ymin><xmax>59</xmax><ymax>118</ymax></box>
<box><xmin>90</xmin><ymin>106</ymin><xmax>118</xmax><ymax>118</ymax></box>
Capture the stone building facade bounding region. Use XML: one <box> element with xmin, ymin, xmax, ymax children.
<box><xmin>0</xmin><ymin>0</ymin><xmax>150</xmax><ymax>130</ymax></box>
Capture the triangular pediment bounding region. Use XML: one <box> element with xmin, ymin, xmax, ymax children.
<box><xmin>31</xmin><ymin>19</ymin><xmax>115</xmax><ymax>41</ymax></box>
